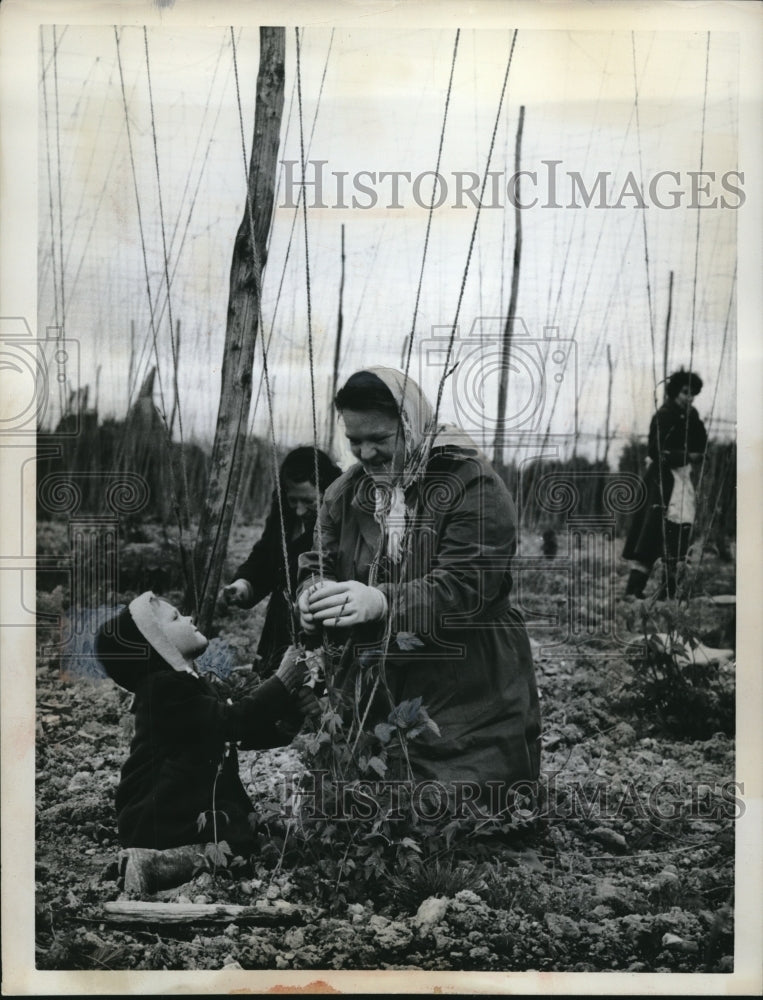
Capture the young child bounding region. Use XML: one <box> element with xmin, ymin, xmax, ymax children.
<box><xmin>95</xmin><ymin>591</ymin><xmax>316</xmax><ymax>893</ymax></box>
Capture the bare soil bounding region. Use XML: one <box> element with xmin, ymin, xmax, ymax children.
<box><xmin>35</xmin><ymin>518</ymin><xmax>736</xmax><ymax>972</ymax></box>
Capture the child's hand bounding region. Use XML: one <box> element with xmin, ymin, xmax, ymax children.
<box><xmin>275</xmin><ymin>645</ymin><xmax>306</xmax><ymax>693</ymax></box>
<box><xmin>294</xmin><ymin>685</ymin><xmax>322</xmax><ymax>720</ymax></box>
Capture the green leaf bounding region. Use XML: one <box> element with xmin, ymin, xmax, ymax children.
<box><xmin>400</xmin><ymin>836</ymin><xmax>422</xmax><ymax>853</ymax></box>
<box><xmin>367</xmin><ymin>755</ymin><xmax>387</xmax><ymax>777</ymax></box>
<box><xmin>319</xmin><ymin>708</ymin><xmax>344</xmax><ymax>737</ymax></box>
<box><xmin>388</xmin><ymin>697</ymin><xmax>424</xmax><ymax>730</ymax></box>
<box><xmin>395</xmin><ymin>632</ymin><xmax>425</xmax><ymax>651</ymax></box>
<box><xmin>425</xmin><ymin>717</ymin><xmax>441</xmax><ymax>737</ymax></box>
<box><xmin>204</xmin><ymin>840</ymin><xmax>232</xmax><ymax>868</ymax></box>
<box><xmin>405</xmin><ymin>696</ymin><xmax>423</xmax><ymax>723</ymax></box>
<box><xmin>374</xmin><ymin>722</ymin><xmax>394</xmax><ymax>744</ymax></box>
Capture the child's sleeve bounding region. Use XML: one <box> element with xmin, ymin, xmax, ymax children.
<box><xmin>150</xmin><ymin>672</ymin><xmax>296</xmax><ymax>751</ymax></box>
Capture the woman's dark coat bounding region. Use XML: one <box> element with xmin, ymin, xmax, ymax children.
<box><xmin>298</xmin><ymin>445</ymin><xmax>542</xmax><ymax>791</ymax></box>
<box><xmin>623</xmin><ymin>399</ymin><xmax>708</xmax><ymax>566</ymax></box>
<box><xmin>233</xmin><ymin>496</ymin><xmax>313</xmax><ymax>676</ymax></box>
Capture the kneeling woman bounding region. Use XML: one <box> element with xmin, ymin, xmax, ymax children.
<box><xmin>298</xmin><ymin>367</ymin><xmax>541</xmax><ymax>804</ymax></box>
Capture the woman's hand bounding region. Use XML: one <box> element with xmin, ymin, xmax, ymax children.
<box><xmin>304</xmin><ymin>580</ymin><xmax>388</xmax><ymax>628</ymax></box>
<box><xmin>297</xmin><ymin>587</ymin><xmax>318</xmax><ymax>633</ymax></box>
<box><xmin>222</xmin><ymin>579</ymin><xmax>253</xmax><ymax>607</ymax></box>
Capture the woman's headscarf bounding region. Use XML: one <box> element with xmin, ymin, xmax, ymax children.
<box><xmin>357</xmin><ymin>366</ymin><xmax>483</xmax><ymax>560</ymax></box>
<box><xmin>363</xmin><ymin>366</ymin><xmax>483</xmax><ymax>469</ymax></box>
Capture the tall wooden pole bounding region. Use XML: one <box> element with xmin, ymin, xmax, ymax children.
<box><xmin>327</xmin><ymin>223</ymin><xmax>345</xmax><ymax>455</ymax></box>
<box><xmin>492</xmin><ymin>105</ymin><xmax>524</xmax><ymax>472</ymax></box>
<box><xmin>188</xmin><ymin>27</ymin><xmax>285</xmax><ymax>632</ymax></box>
<box><xmin>128</xmin><ymin>319</ymin><xmax>135</xmax><ymax>402</ymax></box>
<box><xmin>663</xmin><ymin>269</ymin><xmax>674</xmax><ymax>387</ymax></box>
<box><xmin>603</xmin><ymin>343</ymin><xmax>613</xmax><ymax>467</ymax></box>
<box><xmin>169</xmin><ymin>318</ymin><xmax>181</xmax><ymax>439</ymax></box>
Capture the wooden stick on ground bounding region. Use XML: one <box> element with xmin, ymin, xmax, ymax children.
<box><xmin>102</xmin><ymin>899</ymin><xmax>307</xmax><ymax>926</ymax></box>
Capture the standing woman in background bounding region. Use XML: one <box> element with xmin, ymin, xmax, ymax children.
<box><xmin>623</xmin><ymin>369</ymin><xmax>708</xmax><ymax>600</ymax></box>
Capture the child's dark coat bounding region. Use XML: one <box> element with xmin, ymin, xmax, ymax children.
<box><xmin>97</xmin><ymin>611</ymin><xmax>293</xmax><ymax>850</ymax></box>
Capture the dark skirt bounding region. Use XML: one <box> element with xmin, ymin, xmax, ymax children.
<box><xmin>623</xmin><ymin>464</ymin><xmax>692</xmax><ymax>566</ymax></box>
<box><xmin>330</xmin><ymin>606</ymin><xmax>541</xmax><ymax>798</ymax></box>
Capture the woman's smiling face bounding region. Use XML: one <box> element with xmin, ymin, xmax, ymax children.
<box><xmin>151</xmin><ymin>597</ymin><xmax>208</xmax><ymax>660</ymax></box>
<box><xmin>341</xmin><ymin>408</ymin><xmax>406</xmax><ymax>482</ymax></box>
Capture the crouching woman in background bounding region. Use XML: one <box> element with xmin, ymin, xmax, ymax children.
<box><xmin>222</xmin><ymin>447</ymin><xmax>342</xmax><ymax>678</ymax></box>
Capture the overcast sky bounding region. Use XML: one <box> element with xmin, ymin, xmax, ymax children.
<box><xmin>34</xmin><ymin>18</ymin><xmax>742</xmax><ymax>467</ymax></box>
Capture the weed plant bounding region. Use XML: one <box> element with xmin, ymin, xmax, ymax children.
<box><xmin>622</xmin><ymin>602</ymin><xmax>735</xmax><ymax>738</ymax></box>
